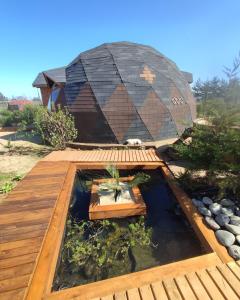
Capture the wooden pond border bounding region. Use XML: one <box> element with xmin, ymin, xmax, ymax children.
<box><xmin>25</xmin><ymin>162</ymin><xmax>233</xmax><ymax>300</ymax></box>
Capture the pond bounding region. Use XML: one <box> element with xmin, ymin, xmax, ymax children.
<box><xmin>53</xmin><ymin>168</ymin><xmax>206</xmax><ymax>291</ymax></box>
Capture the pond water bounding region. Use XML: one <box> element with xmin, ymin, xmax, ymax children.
<box><xmin>53</xmin><ymin>169</ymin><xmax>206</xmax><ymax>291</ymax></box>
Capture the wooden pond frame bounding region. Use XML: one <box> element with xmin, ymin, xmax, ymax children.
<box><xmin>25</xmin><ymin>161</ymin><xmax>233</xmax><ymax>300</ymax></box>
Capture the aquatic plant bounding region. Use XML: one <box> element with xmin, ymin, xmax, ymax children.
<box><xmin>61</xmin><ymin>217</ymin><xmax>152</xmax><ymax>280</ymax></box>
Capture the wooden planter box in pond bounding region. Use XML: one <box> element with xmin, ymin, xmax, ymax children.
<box><xmin>89</xmin><ymin>176</ymin><xmax>146</xmax><ymax>219</ymax></box>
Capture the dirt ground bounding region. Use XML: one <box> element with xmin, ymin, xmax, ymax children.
<box><xmin>0</xmin><ymin>130</ymin><xmax>51</xmax><ymax>202</ymax></box>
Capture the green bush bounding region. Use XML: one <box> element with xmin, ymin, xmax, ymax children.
<box><xmin>34</xmin><ymin>106</ymin><xmax>77</xmax><ymax>149</ymax></box>
<box><xmin>20</xmin><ymin>104</ymin><xmax>40</xmax><ymax>126</ymax></box>
<box><xmin>0</xmin><ymin>109</ymin><xmax>21</xmax><ymax>127</ymax></box>
<box><xmin>174</xmin><ymin>102</ymin><xmax>240</xmax><ymax>199</ymax></box>
<box><xmin>0</xmin><ymin>104</ymin><xmax>39</xmax><ymax>128</ymax></box>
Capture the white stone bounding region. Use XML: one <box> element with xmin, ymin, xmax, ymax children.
<box><xmin>209</xmin><ymin>203</ymin><xmax>222</xmax><ymax>215</ymax></box>
<box><xmin>202</xmin><ymin>196</ymin><xmax>213</xmax><ymax>205</ymax></box>
<box><xmin>236</xmin><ymin>235</ymin><xmax>240</xmax><ymax>245</ymax></box>
<box><xmin>221</xmin><ymin>207</ymin><xmax>234</xmax><ymax>217</ymax></box>
<box><xmin>198</xmin><ymin>206</ymin><xmax>211</xmax><ymax>217</ymax></box>
<box><xmin>230</xmin><ymin>216</ymin><xmax>240</xmax><ymax>226</ymax></box>
<box><xmin>215</xmin><ymin>230</ymin><xmax>235</xmax><ymax>247</ymax></box>
<box><xmin>204</xmin><ymin>217</ymin><xmax>220</xmax><ymax>231</ymax></box>
<box><xmin>215</xmin><ymin>214</ymin><xmax>230</xmax><ymax>226</ymax></box>
<box><xmin>228</xmin><ymin>245</ymin><xmax>240</xmax><ymax>260</ymax></box>
<box><xmin>192</xmin><ymin>199</ymin><xmax>205</xmax><ymax>208</ymax></box>
<box><xmin>225</xmin><ymin>223</ymin><xmax>240</xmax><ymax>235</ymax></box>
<box><xmin>220</xmin><ymin>198</ymin><xmax>235</xmax><ymax>207</ymax></box>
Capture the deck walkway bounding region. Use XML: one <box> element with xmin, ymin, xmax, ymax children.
<box><xmin>0</xmin><ymin>149</ymin><xmax>239</xmax><ymax>299</ymax></box>
<box><xmin>95</xmin><ymin>260</ymin><xmax>240</xmax><ymax>300</ymax></box>
<box><xmin>0</xmin><ymin>161</ymin><xmax>70</xmax><ymax>300</ymax></box>
<box><xmin>42</xmin><ymin>149</ymin><xmax>161</xmax><ymax>163</ymax></box>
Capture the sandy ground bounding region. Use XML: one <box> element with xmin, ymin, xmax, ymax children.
<box><xmin>0</xmin><ymin>131</ymin><xmax>49</xmax><ymax>173</ymax></box>
<box><xmin>0</xmin><ymin>131</ymin><xmax>51</xmax><ymax>202</ymax></box>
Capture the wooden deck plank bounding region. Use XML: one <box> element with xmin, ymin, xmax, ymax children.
<box><xmin>0</xmin><ymin>252</ymin><xmax>38</xmax><ymax>269</ymax></box>
<box><xmin>0</xmin><ymin>236</ymin><xmax>43</xmax><ymax>251</ymax></box>
<box><xmin>101</xmin><ymin>295</ymin><xmax>113</xmax><ymax>300</ymax></box>
<box><xmin>207</xmin><ymin>266</ymin><xmax>239</xmax><ymax>300</ymax></box>
<box><xmin>196</xmin><ymin>269</ymin><xmax>225</xmax><ymax>300</ymax></box>
<box><xmin>174</xmin><ymin>275</ymin><xmax>197</xmax><ymax>299</ymax></box>
<box><xmin>0</xmin><ymin>199</ymin><xmax>56</xmax><ymax>214</ymax></box>
<box><xmin>227</xmin><ymin>260</ymin><xmax>240</xmax><ymax>279</ymax></box>
<box><xmin>127</xmin><ymin>288</ymin><xmax>141</xmax><ymax>300</ymax></box>
<box><xmin>0</xmin><ymin>263</ymin><xmax>34</xmax><ymax>281</ymax></box>
<box><xmin>0</xmin><ymin>229</ymin><xmax>46</xmax><ymax>243</ymax></box>
<box><xmin>163</xmin><ymin>278</ymin><xmax>183</xmax><ymax>300</ymax></box>
<box><xmin>0</xmin><ymin>223</ymin><xmax>48</xmax><ymax>239</ymax></box>
<box><xmin>0</xmin><ymin>243</ymin><xmax>40</xmax><ymax>259</ymax></box>
<box><xmin>114</xmin><ymin>291</ymin><xmax>127</xmax><ymax>300</ymax></box>
<box><xmin>0</xmin><ymin>288</ymin><xmax>26</xmax><ymax>300</ymax></box>
<box><xmin>151</xmin><ymin>281</ymin><xmax>169</xmax><ymax>300</ymax></box>
<box><xmin>216</xmin><ymin>263</ymin><xmax>240</xmax><ymax>296</ymax></box>
<box><xmin>185</xmin><ymin>272</ymin><xmax>211</xmax><ymax>299</ymax></box>
<box><xmin>139</xmin><ymin>285</ymin><xmax>155</xmax><ymax>300</ymax></box>
<box><xmin>128</xmin><ymin>149</ymin><xmax>133</xmax><ymax>162</ymax></box>
<box><xmin>0</xmin><ymin>274</ymin><xmax>30</xmax><ymax>293</ymax></box>
<box><xmin>0</xmin><ymin>208</ymin><xmax>53</xmax><ymax>226</ymax></box>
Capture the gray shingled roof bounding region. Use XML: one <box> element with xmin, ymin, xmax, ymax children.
<box><xmin>63</xmin><ymin>41</ymin><xmax>196</xmax><ymax>143</ymax></box>
<box><xmin>32</xmin><ymin>66</ymin><xmax>66</xmax><ymax>87</ymax></box>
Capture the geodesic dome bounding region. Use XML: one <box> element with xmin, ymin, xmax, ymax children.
<box><xmin>42</xmin><ymin>42</ymin><xmax>196</xmax><ymax>143</ymax></box>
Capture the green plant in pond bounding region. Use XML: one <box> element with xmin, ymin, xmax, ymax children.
<box><xmin>61</xmin><ymin>217</ymin><xmax>152</xmax><ymax>280</ymax></box>
<box><xmin>100</xmin><ymin>164</ymin><xmax>150</xmax><ymax>202</ymax></box>
<box><xmin>0</xmin><ymin>182</ymin><xmax>13</xmax><ymax>193</ymax></box>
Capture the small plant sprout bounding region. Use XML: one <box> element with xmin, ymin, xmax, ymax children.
<box><xmin>12</xmin><ymin>174</ymin><xmax>23</xmax><ymax>181</ymax></box>
<box><xmin>0</xmin><ymin>182</ymin><xmax>13</xmax><ymax>194</ymax></box>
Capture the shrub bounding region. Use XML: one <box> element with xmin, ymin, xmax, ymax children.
<box><xmin>18</xmin><ymin>104</ymin><xmax>40</xmax><ymax>130</ymax></box>
<box><xmin>34</xmin><ymin>106</ymin><xmax>77</xmax><ymax>149</ymax></box>
<box><xmin>174</xmin><ymin>102</ymin><xmax>240</xmax><ymax>200</ymax></box>
<box><xmin>0</xmin><ymin>109</ymin><xmax>21</xmax><ymax>127</ymax></box>
<box><xmin>0</xmin><ymin>104</ymin><xmax>39</xmax><ymax>128</ymax></box>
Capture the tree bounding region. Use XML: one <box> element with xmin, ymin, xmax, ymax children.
<box><xmin>193</xmin><ymin>77</ymin><xmax>227</xmax><ymax>101</ymax></box>
<box><xmin>193</xmin><ymin>51</ymin><xmax>240</xmax><ymax>104</ymax></box>
<box><xmin>223</xmin><ymin>51</ymin><xmax>240</xmax><ymax>105</ymax></box>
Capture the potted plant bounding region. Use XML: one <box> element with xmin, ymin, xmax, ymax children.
<box><xmin>98</xmin><ymin>165</ymin><xmax>150</xmax><ymax>203</ymax></box>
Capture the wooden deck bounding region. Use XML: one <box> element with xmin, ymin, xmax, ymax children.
<box><xmin>0</xmin><ymin>149</ymin><xmax>239</xmax><ymax>300</ymax></box>
<box><xmin>0</xmin><ymin>161</ymin><xmax>71</xmax><ymax>300</ymax></box>
<box><xmin>93</xmin><ymin>260</ymin><xmax>240</xmax><ymax>300</ymax></box>
<box><xmin>50</xmin><ymin>258</ymin><xmax>240</xmax><ymax>300</ymax></box>
<box><xmin>42</xmin><ymin>149</ymin><xmax>161</xmax><ymax>163</ymax></box>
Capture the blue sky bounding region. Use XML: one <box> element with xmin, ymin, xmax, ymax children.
<box><xmin>0</xmin><ymin>0</ymin><xmax>240</xmax><ymax>98</ymax></box>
